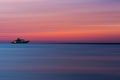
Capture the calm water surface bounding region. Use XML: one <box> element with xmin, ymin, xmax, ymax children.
<box><xmin>0</xmin><ymin>44</ymin><xmax>120</xmax><ymax>80</ymax></box>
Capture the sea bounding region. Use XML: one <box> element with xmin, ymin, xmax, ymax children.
<box><xmin>0</xmin><ymin>43</ymin><xmax>120</xmax><ymax>80</ymax></box>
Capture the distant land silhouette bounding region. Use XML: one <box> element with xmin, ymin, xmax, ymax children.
<box><xmin>31</xmin><ymin>42</ymin><xmax>120</xmax><ymax>45</ymax></box>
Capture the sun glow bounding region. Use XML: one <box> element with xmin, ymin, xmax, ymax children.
<box><xmin>0</xmin><ymin>0</ymin><xmax>120</xmax><ymax>42</ymax></box>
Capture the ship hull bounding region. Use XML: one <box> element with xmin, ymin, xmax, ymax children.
<box><xmin>11</xmin><ymin>41</ymin><xmax>29</xmax><ymax>44</ymax></box>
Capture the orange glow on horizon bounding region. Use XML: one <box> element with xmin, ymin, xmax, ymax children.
<box><xmin>0</xmin><ymin>0</ymin><xmax>120</xmax><ymax>42</ymax></box>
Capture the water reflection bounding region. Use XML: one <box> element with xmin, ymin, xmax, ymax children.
<box><xmin>0</xmin><ymin>44</ymin><xmax>120</xmax><ymax>80</ymax></box>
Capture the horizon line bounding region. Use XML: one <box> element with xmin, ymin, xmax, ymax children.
<box><xmin>0</xmin><ymin>41</ymin><xmax>120</xmax><ymax>44</ymax></box>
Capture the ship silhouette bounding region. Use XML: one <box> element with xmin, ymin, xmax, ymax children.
<box><xmin>11</xmin><ymin>38</ymin><xmax>29</xmax><ymax>44</ymax></box>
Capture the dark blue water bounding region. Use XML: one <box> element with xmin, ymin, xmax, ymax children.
<box><xmin>0</xmin><ymin>44</ymin><xmax>120</xmax><ymax>80</ymax></box>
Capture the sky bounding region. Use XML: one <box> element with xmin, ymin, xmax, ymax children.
<box><xmin>0</xmin><ymin>0</ymin><xmax>120</xmax><ymax>42</ymax></box>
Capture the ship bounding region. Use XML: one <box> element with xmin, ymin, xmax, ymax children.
<box><xmin>11</xmin><ymin>38</ymin><xmax>29</xmax><ymax>44</ymax></box>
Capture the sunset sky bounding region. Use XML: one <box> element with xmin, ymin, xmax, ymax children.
<box><xmin>0</xmin><ymin>0</ymin><xmax>120</xmax><ymax>42</ymax></box>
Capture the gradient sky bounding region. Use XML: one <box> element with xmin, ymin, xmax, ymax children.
<box><xmin>0</xmin><ymin>0</ymin><xmax>120</xmax><ymax>42</ymax></box>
